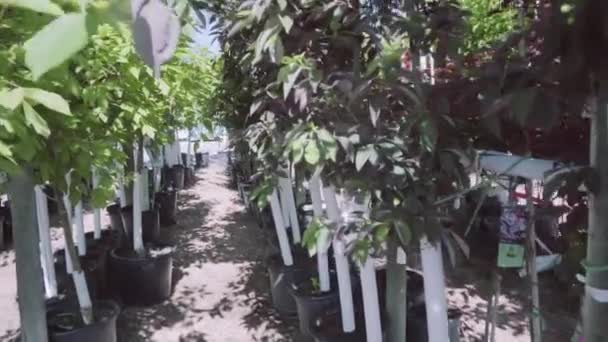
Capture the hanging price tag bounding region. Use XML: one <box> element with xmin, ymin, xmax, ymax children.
<box><xmin>497</xmin><ymin>206</ymin><xmax>526</xmax><ymax>268</ymax></box>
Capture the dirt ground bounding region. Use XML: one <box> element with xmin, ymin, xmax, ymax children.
<box><xmin>0</xmin><ymin>154</ymin><xmax>577</xmax><ymax>341</ymax></box>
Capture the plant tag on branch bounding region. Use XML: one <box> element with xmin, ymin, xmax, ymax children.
<box><xmin>131</xmin><ymin>0</ymin><xmax>180</xmax><ymax>77</ymax></box>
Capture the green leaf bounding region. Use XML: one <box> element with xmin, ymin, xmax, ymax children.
<box><xmin>0</xmin><ymin>0</ymin><xmax>64</xmax><ymax>16</ymax></box>
<box><xmin>278</xmin><ymin>14</ymin><xmax>294</xmax><ymax>33</ymax></box>
<box><xmin>304</xmin><ymin>141</ymin><xmax>320</xmax><ymax>165</ymax></box>
<box><xmin>129</xmin><ymin>66</ymin><xmax>141</xmax><ymax>80</ymax></box>
<box><xmin>395</xmin><ymin>220</ymin><xmax>411</xmax><ymax>246</ymax></box>
<box><xmin>25</xmin><ymin>13</ymin><xmax>89</xmax><ymax>80</ymax></box>
<box><xmin>23</xmin><ymin>101</ymin><xmax>51</xmax><ymax>138</ymax></box>
<box><xmin>355</xmin><ymin>145</ymin><xmax>374</xmax><ymax>171</ymax></box>
<box><xmin>23</xmin><ymin>88</ymin><xmax>71</xmax><ymax>115</ymax></box>
<box><xmin>0</xmin><ymin>88</ymin><xmax>24</xmax><ymax>111</ymax></box>
<box><xmin>277</xmin><ymin>0</ymin><xmax>287</xmax><ymax>10</ymax></box>
<box><xmin>0</xmin><ymin>140</ymin><xmax>13</xmax><ymax>160</ymax></box>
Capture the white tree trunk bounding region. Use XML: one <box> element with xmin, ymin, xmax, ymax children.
<box><xmin>35</xmin><ymin>186</ymin><xmax>57</xmax><ymax>299</ymax></box>
<box><xmin>323</xmin><ymin>185</ymin><xmax>356</xmax><ymax>333</ymax></box>
<box><xmin>62</xmin><ymin>174</ymin><xmax>74</xmax><ymax>274</ymax></box>
<box><xmin>141</xmin><ymin>168</ymin><xmax>150</xmax><ymax>212</ymax></box>
<box><xmin>360</xmin><ymin>257</ymin><xmax>383</xmax><ymax>342</ymax></box>
<box><xmin>279</xmin><ymin>171</ymin><xmax>301</xmax><ymax>243</ymax></box>
<box><xmin>75</xmin><ymin>201</ymin><xmax>86</xmax><ymax>256</ymax></box>
<box><xmin>278</xmin><ymin>178</ymin><xmax>291</xmax><ymax>228</ymax></box>
<box><xmin>309</xmin><ymin>173</ymin><xmax>330</xmax><ymax>292</ymax></box>
<box><xmin>421</xmin><ymin>236</ymin><xmax>450</xmax><ymax>342</ymax></box>
<box><xmin>92</xmin><ymin>169</ymin><xmax>102</xmax><ymax>240</ymax></box>
<box><xmin>133</xmin><ymin>147</ymin><xmax>145</xmax><ymax>255</ymax></box>
<box><xmin>269</xmin><ymin>189</ymin><xmax>294</xmax><ymax>266</ymax></box>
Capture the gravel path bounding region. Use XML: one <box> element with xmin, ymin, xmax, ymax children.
<box><xmin>116</xmin><ymin>155</ymin><xmax>296</xmax><ymax>342</ymax></box>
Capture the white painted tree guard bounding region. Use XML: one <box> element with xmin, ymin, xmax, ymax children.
<box><xmin>35</xmin><ymin>186</ymin><xmax>57</xmax><ymax>298</ymax></box>
<box><xmin>133</xmin><ymin>147</ymin><xmax>144</xmax><ymax>255</ymax></box>
<box><xmin>278</xmin><ymin>178</ymin><xmax>291</xmax><ymax>228</ymax></box>
<box><xmin>63</xmin><ymin>175</ymin><xmax>74</xmax><ymax>274</ymax></box>
<box><xmin>75</xmin><ymin>201</ymin><xmax>85</xmax><ymax>256</ymax></box>
<box><xmin>310</xmin><ymin>173</ymin><xmax>330</xmax><ymax>292</ymax></box>
<box><xmin>279</xmin><ymin>171</ymin><xmax>301</xmax><ymax>243</ymax></box>
<box><xmin>141</xmin><ymin>169</ymin><xmax>150</xmax><ymax>212</ymax></box>
<box><xmin>420</xmin><ymin>236</ymin><xmax>450</xmax><ymax>342</ymax></box>
<box><xmin>269</xmin><ymin>189</ymin><xmax>294</xmax><ymax>266</ymax></box>
<box><xmin>92</xmin><ymin>169</ymin><xmax>102</xmax><ymax>240</ymax></box>
<box><xmin>359</xmin><ymin>257</ymin><xmax>383</xmax><ymax>342</ymax></box>
<box><xmin>323</xmin><ymin>185</ymin><xmax>356</xmax><ymax>333</ymax></box>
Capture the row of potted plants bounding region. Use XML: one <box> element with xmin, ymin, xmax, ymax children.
<box><xmin>43</xmin><ymin>156</ymin><xmax>209</xmax><ymax>341</ymax></box>
<box><xmin>230</xmin><ymin>152</ymin><xmax>462</xmax><ymax>342</ymax></box>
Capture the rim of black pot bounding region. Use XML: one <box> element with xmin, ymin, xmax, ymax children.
<box><xmin>48</xmin><ymin>300</ymin><xmax>120</xmax><ymax>335</ymax></box>
<box><xmin>110</xmin><ymin>243</ymin><xmax>174</xmax><ymax>261</ymax></box>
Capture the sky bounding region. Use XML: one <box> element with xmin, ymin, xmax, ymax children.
<box><xmin>191</xmin><ymin>12</ymin><xmax>220</xmax><ymax>55</ymax></box>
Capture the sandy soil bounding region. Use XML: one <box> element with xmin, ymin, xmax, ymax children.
<box><xmin>0</xmin><ymin>154</ymin><xmax>576</xmax><ymax>341</ymax></box>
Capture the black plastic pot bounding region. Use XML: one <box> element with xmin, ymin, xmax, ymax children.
<box><xmin>120</xmin><ymin>206</ymin><xmax>161</xmax><ymax>245</ymax></box>
<box><xmin>184</xmin><ymin>167</ymin><xmax>195</xmax><ymax>188</ymax></box>
<box><xmin>106</xmin><ymin>204</ymin><xmax>124</xmax><ymax>234</ymax></box>
<box><xmin>170</xmin><ymin>165</ymin><xmax>185</xmax><ymax>190</ymax></box>
<box><xmin>155</xmin><ymin>190</ymin><xmax>177</xmax><ymax>226</ymax></box>
<box><xmin>107</xmin><ymin>244</ymin><xmax>173</xmax><ymax>306</ymax></box>
<box><xmin>53</xmin><ymin>252</ymin><xmax>102</xmax><ymax>300</ymax></box>
<box><xmin>266</xmin><ymin>254</ymin><xmax>313</xmax><ymax>318</ymax></box>
<box><xmin>195</xmin><ymin>152</ymin><xmax>203</xmax><ymax>168</ymax></box>
<box><xmin>47</xmin><ymin>299</ymin><xmax>120</xmax><ymax>342</ymax></box>
<box><xmin>181</xmin><ymin>152</ymin><xmax>189</xmax><ymax>167</ymax></box>
<box><xmin>292</xmin><ymin>278</ymin><xmax>341</xmax><ymax>340</ymax></box>
<box><xmin>310</xmin><ymin>310</ymin><xmax>367</xmax><ymax>342</ymax></box>
<box><xmin>1</xmin><ymin>203</ymin><xmax>12</xmax><ymax>246</ymax></box>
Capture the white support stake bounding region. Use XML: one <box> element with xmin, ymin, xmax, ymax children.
<box><xmin>269</xmin><ymin>190</ymin><xmax>294</xmax><ymax>266</ymax></box>
<box><xmin>92</xmin><ymin>169</ymin><xmax>102</xmax><ymax>240</ymax></box>
<box><xmin>360</xmin><ymin>257</ymin><xmax>383</xmax><ymax>342</ymax></box>
<box><xmin>310</xmin><ymin>173</ymin><xmax>330</xmax><ymax>292</ymax></box>
<box><xmin>75</xmin><ymin>201</ymin><xmax>85</xmax><ymax>256</ymax></box>
<box><xmin>420</xmin><ymin>236</ymin><xmax>450</xmax><ymax>342</ymax></box>
<box><xmin>323</xmin><ymin>185</ymin><xmax>356</xmax><ymax>332</ymax></box>
<box><xmin>35</xmin><ymin>186</ymin><xmax>57</xmax><ymax>298</ymax></box>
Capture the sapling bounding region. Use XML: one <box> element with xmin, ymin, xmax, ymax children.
<box><xmin>133</xmin><ymin>141</ymin><xmax>145</xmax><ymax>256</ymax></box>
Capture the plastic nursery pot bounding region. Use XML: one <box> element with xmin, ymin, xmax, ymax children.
<box><xmin>47</xmin><ymin>299</ymin><xmax>120</xmax><ymax>342</ymax></box>
<box><xmin>170</xmin><ymin>165</ymin><xmax>185</xmax><ymax>190</ymax></box>
<box><xmin>106</xmin><ymin>204</ymin><xmax>124</xmax><ymax>235</ymax></box>
<box><xmin>184</xmin><ymin>167</ymin><xmax>195</xmax><ymax>188</ymax></box>
<box><xmin>310</xmin><ymin>310</ymin><xmax>367</xmax><ymax>342</ymax></box>
<box><xmin>155</xmin><ymin>190</ymin><xmax>177</xmax><ymax>226</ymax></box>
<box><xmin>120</xmin><ymin>206</ymin><xmax>161</xmax><ymax>245</ymax></box>
<box><xmin>266</xmin><ymin>254</ymin><xmax>314</xmax><ymax>319</ymax></box>
<box><xmin>291</xmin><ymin>277</ymin><xmax>342</xmax><ymax>340</ymax></box>
<box><xmin>181</xmin><ymin>153</ymin><xmax>188</xmax><ymax>167</ymax></box>
<box><xmin>195</xmin><ymin>152</ymin><xmax>203</xmax><ymax>168</ymax></box>
<box><xmin>53</xmin><ymin>252</ymin><xmax>101</xmax><ymax>300</ymax></box>
<box><xmin>107</xmin><ymin>243</ymin><xmax>173</xmax><ymax>306</ymax></box>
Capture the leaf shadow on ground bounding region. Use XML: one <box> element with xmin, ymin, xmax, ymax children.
<box><xmin>116</xmin><ymin>157</ymin><xmax>296</xmax><ymax>341</ymax></box>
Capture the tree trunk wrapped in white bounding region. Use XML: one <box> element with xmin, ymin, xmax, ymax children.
<box><xmin>360</xmin><ymin>257</ymin><xmax>382</xmax><ymax>342</ymax></box>
<box><xmin>279</xmin><ymin>167</ymin><xmax>301</xmax><ymax>243</ymax></box>
<box><xmin>309</xmin><ymin>172</ymin><xmax>330</xmax><ymax>292</ymax></box>
<box><xmin>133</xmin><ymin>145</ymin><xmax>145</xmax><ymax>256</ymax></box>
<box><xmin>420</xmin><ymin>236</ymin><xmax>450</xmax><ymax>342</ymax></box>
<box><xmin>35</xmin><ymin>186</ymin><xmax>57</xmax><ymax>299</ymax></box>
<box><xmin>92</xmin><ymin>168</ymin><xmax>102</xmax><ymax>240</ymax></box>
<box><xmin>75</xmin><ymin>201</ymin><xmax>85</xmax><ymax>256</ymax></box>
<box><xmin>323</xmin><ymin>185</ymin><xmax>355</xmax><ymax>333</ymax></box>
<box><xmin>269</xmin><ymin>189</ymin><xmax>294</xmax><ymax>266</ymax></box>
